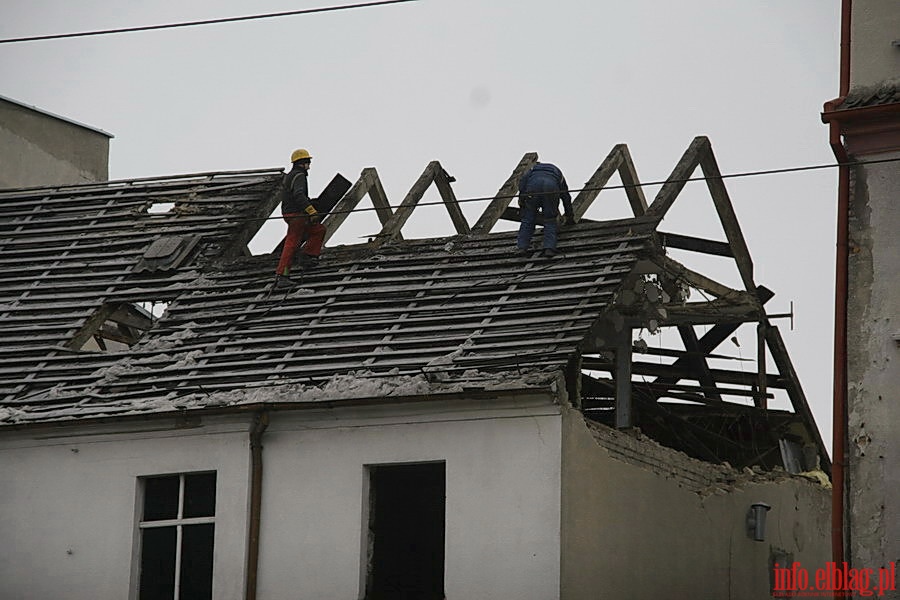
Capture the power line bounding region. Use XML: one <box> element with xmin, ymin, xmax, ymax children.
<box><xmin>251</xmin><ymin>154</ymin><xmax>900</xmax><ymax>223</ymax></box>
<box><xmin>0</xmin><ymin>0</ymin><xmax>420</xmax><ymax>45</ymax></box>
<box><xmin>5</xmin><ymin>154</ymin><xmax>898</xmax><ymax>227</ymax></box>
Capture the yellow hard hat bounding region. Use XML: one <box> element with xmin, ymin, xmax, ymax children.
<box><xmin>290</xmin><ymin>148</ymin><xmax>312</xmax><ymax>162</ymax></box>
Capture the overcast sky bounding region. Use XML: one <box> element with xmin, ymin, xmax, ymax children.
<box><xmin>2</xmin><ymin>0</ymin><xmax>841</xmax><ymax>453</ymax></box>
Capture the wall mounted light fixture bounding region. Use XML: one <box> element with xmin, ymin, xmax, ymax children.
<box><xmin>747</xmin><ymin>502</ymin><xmax>772</xmax><ymax>542</ymax></box>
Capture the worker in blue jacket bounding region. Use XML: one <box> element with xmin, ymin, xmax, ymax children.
<box><xmin>517</xmin><ymin>162</ymin><xmax>575</xmax><ymax>257</ymax></box>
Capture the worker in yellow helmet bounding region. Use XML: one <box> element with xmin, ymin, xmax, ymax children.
<box><xmin>274</xmin><ymin>149</ymin><xmax>324</xmax><ymax>287</ymax></box>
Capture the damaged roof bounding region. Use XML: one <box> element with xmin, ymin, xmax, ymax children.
<box><xmin>0</xmin><ymin>138</ymin><xmax>829</xmax><ymax>473</ymax></box>
<box><xmin>0</xmin><ymin>166</ymin><xmax>648</xmax><ymax>419</ymax></box>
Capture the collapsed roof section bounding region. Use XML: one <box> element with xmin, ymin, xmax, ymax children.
<box><xmin>0</xmin><ymin>137</ymin><xmax>828</xmax><ymax>475</ymax></box>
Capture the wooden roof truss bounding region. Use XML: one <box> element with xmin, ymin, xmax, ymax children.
<box><xmin>564</xmin><ymin>137</ymin><xmax>827</xmax><ymax>472</ymax></box>
<box><xmin>304</xmin><ymin>136</ymin><xmax>825</xmax><ymax>471</ymax></box>
<box><xmin>0</xmin><ymin>139</ymin><xmax>827</xmax><ymax>473</ymax></box>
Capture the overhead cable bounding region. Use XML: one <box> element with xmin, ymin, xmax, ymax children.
<box><xmin>254</xmin><ymin>154</ymin><xmax>900</xmax><ymax>222</ymax></box>
<box><xmin>4</xmin><ymin>155</ymin><xmax>899</xmax><ymax>224</ymax></box>
<box><xmin>0</xmin><ymin>0</ymin><xmax>419</xmax><ymax>44</ymax></box>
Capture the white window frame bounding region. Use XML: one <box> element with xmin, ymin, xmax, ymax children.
<box><xmin>137</xmin><ymin>472</ymin><xmax>216</xmax><ymax>600</ymax></box>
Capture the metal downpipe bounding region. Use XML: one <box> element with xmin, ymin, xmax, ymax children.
<box><xmin>246</xmin><ymin>411</ymin><xmax>270</xmax><ymax>600</ymax></box>
<box><xmin>829</xmin><ymin>0</ymin><xmax>853</xmax><ymax>581</ymax></box>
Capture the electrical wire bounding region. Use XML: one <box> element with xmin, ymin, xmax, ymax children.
<box><xmin>231</xmin><ymin>153</ymin><xmax>900</xmax><ymax>224</ymax></box>
<box><xmin>0</xmin><ymin>0</ymin><xmax>420</xmax><ymax>45</ymax></box>
<box><xmin>5</xmin><ymin>154</ymin><xmax>900</xmax><ymax>226</ymax></box>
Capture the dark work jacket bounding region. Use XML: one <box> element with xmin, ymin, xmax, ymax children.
<box><xmin>281</xmin><ymin>165</ymin><xmax>313</xmax><ymax>215</ymax></box>
<box><xmin>519</xmin><ymin>162</ymin><xmax>574</xmax><ymax>216</ymax></box>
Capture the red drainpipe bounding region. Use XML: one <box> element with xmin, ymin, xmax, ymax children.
<box><xmin>825</xmin><ymin>0</ymin><xmax>852</xmax><ymax>578</ymax></box>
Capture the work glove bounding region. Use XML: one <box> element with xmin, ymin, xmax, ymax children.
<box><xmin>304</xmin><ymin>205</ymin><xmax>320</xmax><ymax>223</ymax></box>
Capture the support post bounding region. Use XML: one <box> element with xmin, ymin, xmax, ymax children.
<box><xmin>756</xmin><ymin>321</ymin><xmax>767</xmax><ymax>409</ymax></box>
<box><xmin>615</xmin><ymin>330</ymin><xmax>633</xmax><ymax>429</ymax></box>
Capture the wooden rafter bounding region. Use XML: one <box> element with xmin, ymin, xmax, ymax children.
<box><xmin>370</xmin><ymin>161</ymin><xmax>469</xmax><ymax>249</ymax></box>
<box><xmin>470</xmin><ymin>152</ymin><xmax>537</xmax><ymax>234</ymax></box>
<box><xmin>323</xmin><ymin>168</ymin><xmax>395</xmax><ymax>244</ymax></box>
<box><xmin>652</xmin><ymin>254</ymin><xmax>743</xmax><ymax>301</ymax></box>
<box><xmin>764</xmin><ymin>324</ymin><xmax>831</xmax><ymax>470</ymax></box>
<box><xmin>572</xmin><ymin>143</ymin><xmax>648</xmax><ymax>220</ymax></box>
<box><xmin>645</xmin><ymin>136</ymin><xmax>757</xmax><ymax>294</ymax></box>
<box><xmin>677</xmin><ymin>325</ymin><xmax>722</xmax><ymax>402</ymax></box>
<box><xmin>650</xmin><ymin>286</ymin><xmax>774</xmax><ymax>388</ymax></box>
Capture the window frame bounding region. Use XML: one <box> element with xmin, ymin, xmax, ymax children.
<box><xmin>135</xmin><ymin>471</ymin><xmax>217</xmax><ymax>600</ymax></box>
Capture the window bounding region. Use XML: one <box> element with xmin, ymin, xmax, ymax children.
<box><xmin>138</xmin><ymin>472</ymin><xmax>216</xmax><ymax>600</ymax></box>
<box><xmin>366</xmin><ymin>462</ymin><xmax>445</xmax><ymax>600</ymax></box>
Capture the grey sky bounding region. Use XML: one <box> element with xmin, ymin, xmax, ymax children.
<box><xmin>1</xmin><ymin>0</ymin><xmax>840</xmax><ymax>451</ymax></box>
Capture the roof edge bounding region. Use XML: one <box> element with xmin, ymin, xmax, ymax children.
<box><xmin>0</xmin><ymin>94</ymin><xmax>114</xmax><ymax>138</ymax></box>
<box><xmin>0</xmin><ymin>384</ymin><xmax>560</xmax><ymax>432</ymax></box>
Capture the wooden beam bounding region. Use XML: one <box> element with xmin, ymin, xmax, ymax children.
<box><xmin>765</xmin><ymin>324</ymin><xmax>831</xmax><ymax>471</ymax></box>
<box><xmin>653</xmin><ymin>255</ymin><xmax>743</xmax><ymax>300</ymax></box>
<box><xmin>618</xmin><ymin>145</ymin><xmax>649</xmax><ymax>217</ymax></box>
<box><xmin>630</xmin><ymin>300</ymin><xmax>763</xmax><ymax>327</ymax></box>
<box><xmin>615</xmin><ymin>331</ymin><xmax>633</xmax><ymax>428</ymax></box>
<box><xmin>645</xmin><ymin>136</ymin><xmax>706</xmax><ymax>219</ymax></box>
<box><xmin>109</xmin><ymin>303</ymin><xmax>154</xmax><ymax>331</ymax></box>
<box><xmin>364</xmin><ymin>169</ymin><xmax>396</xmax><ymax>229</ymax></box>
<box><xmin>651</xmin><ymin>285</ymin><xmax>774</xmax><ymax>387</ymax></box>
<box><xmin>370</xmin><ymin>161</ymin><xmax>468</xmax><ymax>248</ymax></box>
<box><xmin>678</xmin><ymin>325</ymin><xmax>722</xmax><ymax>401</ymax></box>
<box><xmin>696</xmin><ymin>141</ymin><xmax>756</xmax><ymax>293</ymax></box>
<box><xmin>323</xmin><ymin>168</ymin><xmax>396</xmax><ymax>244</ymax></box>
<box><xmin>756</xmin><ymin>321</ymin><xmax>767</xmax><ymax>409</ymax></box>
<box><xmin>634</xmin><ymin>381</ymin><xmax>771</xmax><ymax>401</ymax></box>
<box><xmin>65</xmin><ymin>303</ymin><xmax>118</xmax><ymax>350</ymax></box>
<box><xmin>644</xmin><ymin>136</ymin><xmax>756</xmax><ymax>294</ymax></box>
<box><xmin>572</xmin><ymin>145</ymin><xmax>648</xmax><ymax>221</ymax></box>
<box><xmin>657</xmin><ymin>231</ymin><xmax>733</xmax><ymax>257</ymax></box>
<box><xmin>433</xmin><ymin>166</ymin><xmax>470</xmax><ymax>235</ymax></box>
<box><xmin>582</xmin><ymin>358</ymin><xmax>786</xmax><ymax>389</ymax></box>
<box><xmin>471</xmin><ymin>153</ymin><xmax>538</xmax><ymax>233</ymax></box>
<box><xmin>220</xmin><ymin>176</ymin><xmax>284</xmax><ymax>260</ymax></box>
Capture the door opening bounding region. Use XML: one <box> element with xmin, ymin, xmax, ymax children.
<box><xmin>366</xmin><ymin>462</ymin><xmax>445</xmax><ymax>600</ymax></box>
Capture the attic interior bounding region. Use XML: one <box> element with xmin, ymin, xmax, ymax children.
<box><xmin>576</xmin><ymin>273</ymin><xmax>822</xmax><ymax>474</ymax></box>
<box><xmin>305</xmin><ymin>137</ymin><xmax>829</xmax><ymax>475</ymax></box>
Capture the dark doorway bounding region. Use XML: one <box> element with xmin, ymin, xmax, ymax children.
<box><xmin>366</xmin><ymin>462</ymin><xmax>446</xmax><ymax>600</ymax></box>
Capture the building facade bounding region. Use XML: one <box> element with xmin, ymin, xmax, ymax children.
<box><xmin>0</xmin><ymin>143</ymin><xmax>832</xmax><ymax>599</ymax></box>
<box><xmin>822</xmin><ymin>0</ymin><xmax>900</xmax><ymax>585</ymax></box>
<box><xmin>0</xmin><ymin>95</ymin><xmax>112</xmax><ymax>188</ymax></box>
<box><xmin>0</xmin><ymin>394</ymin><xmax>830</xmax><ymax>600</ymax></box>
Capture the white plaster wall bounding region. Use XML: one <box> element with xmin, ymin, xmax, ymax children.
<box><xmin>850</xmin><ymin>0</ymin><xmax>900</xmax><ymax>88</ymax></box>
<box><xmin>0</xmin><ymin>419</ymin><xmax>251</xmax><ymax>600</ymax></box>
<box><xmin>560</xmin><ymin>409</ymin><xmax>831</xmax><ymax>600</ymax></box>
<box><xmin>255</xmin><ymin>397</ymin><xmax>563</xmax><ymax>600</ymax></box>
<box><xmin>847</xmin><ymin>154</ymin><xmax>900</xmax><ymax>578</ymax></box>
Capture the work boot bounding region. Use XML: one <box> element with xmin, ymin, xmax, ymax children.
<box><xmin>516</xmin><ymin>247</ymin><xmax>530</xmax><ymax>258</ymax></box>
<box><xmin>298</xmin><ymin>254</ymin><xmax>320</xmax><ymax>269</ymax></box>
<box><xmin>273</xmin><ymin>274</ymin><xmax>296</xmax><ymax>289</ymax></box>
<box><xmin>542</xmin><ymin>248</ymin><xmax>562</xmax><ymax>258</ymax></box>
